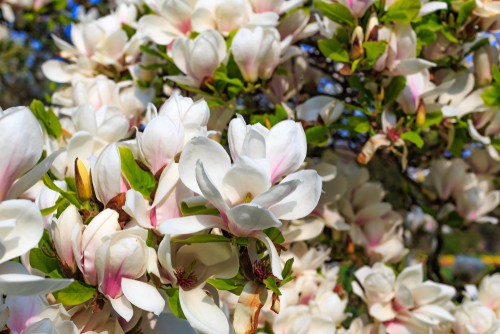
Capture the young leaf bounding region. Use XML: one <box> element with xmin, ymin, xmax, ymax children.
<box><xmin>263</xmin><ymin>276</ymin><xmax>281</xmax><ymax>295</ymax></box>
<box><xmin>318</xmin><ymin>39</ymin><xmax>350</xmax><ymax>63</ymax></box>
<box><xmin>180</xmin><ymin>202</ymin><xmax>219</xmax><ymax>216</ymax></box>
<box><xmin>481</xmin><ymin>86</ymin><xmax>500</xmax><ymax>107</ymax></box>
<box><xmin>305</xmin><ymin>126</ymin><xmax>329</xmax><ymax>144</ymax></box>
<box><xmin>29</xmin><ymin>248</ymin><xmax>60</xmax><ymax>274</ymax></box>
<box><xmin>363</xmin><ymin>41</ymin><xmax>387</xmax><ymax>68</ymax></box>
<box><xmin>165</xmin><ymin>288</ymin><xmax>186</xmax><ymax>319</ymax></box>
<box><xmin>385</xmin><ymin>76</ymin><xmax>406</xmax><ymax>105</ymax></box>
<box><xmin>30</xmin><ymin>100</ymin><xmax>62</xmax><ymax>139</ymax></box>
<box><xmin>315</xmin><ymin>1</ymin><xmax>354</xmax><ymax>27</ymax></box>
<box><xmin>382</xmin><ymin>0</ymin><xmax>421</xmax><ymax>23</ymax></box>
<box><xmin>171</xmin><ymin>234</ymin><xmax>230</xmax><ymax>244</ymax></box>
<box><xmin>401</xmin><ymin>131</ymin><xmax>424</xmax><ymax>148</ymax></box>
<box><xmin>52</xmin><ymin>279</ymin><xmax>96</xmax><ymax>306</ymax></box>
<box><xmin>118</xmin><ymin>147</ymin><xmax>156</xmax><ymax>199</ymax></box>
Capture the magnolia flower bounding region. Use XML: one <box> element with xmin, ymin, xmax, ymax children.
<box><xmin>160</xmin><ymin>118</ymin><xmax>322</xmax><ymax>278</ymax></box>
<box><xmin>373</xmin><ymin>24</ymin><xmax>435</xmax><ymax>76</ymax></box>
<box><xmin>156</xmin><ymin>237</ymin><xmax>238</xmax><ymax>333</ymax></box>
<box><xmin>438</xmin><ymin>71</ymin><xmax>487</xmax><ymax>118</ymax></box>
<box><xmin>0</xmin><ymin>107</ymin><xmax>42</xmax><ymax>201</ymax></box>
<box><xmin>474</xmin><ymin>45</ymin><xmax>500</xmax><ymax>86</ymax></box>
<box><xmin>138</xmin><ymin>0</ymin><xmax>198</xmax><ymax>45</ymax></box>
<box><xmin>467</xmin><ymin>148</ymin><xmax>500</xmax><ymax>176</ymax></box>
<box><xmin>231</xmin><ymin>27</ymin><xmax>281</xmax><ymax>82</ymax></box>
<box><xmin>72</xmin><ymin>209</ymin><xmax>121</xmax><ymax>285</ymax></box>
<box><xmin>5</xmin><ymin>295</ymin><xmax>78</xmax><ymax>334</ymax></box>
<box><xmin>454</xmin><ymin>174</ymin><xmax>500</xmax><ymax>224</ymax></box>
<box><xmin>169</xmin><ymin>29</ymin><xmax>227</xmax><ymax>87</ymax></box>
<box><xmin>92</xmin><ymin>144</ymin><xmax>128</xmax><ymax>206</ymax></box>
<box><xmin>454</xmin><ymin>301</ymin><xmax>500</xmax><ymax>334</ymax></box>
<box><xmin>426</xmin><ymin>158</ymin><xmax>468</xmax><ymax>201</ymax></box>
<box><xmin>475</xmin><ymin>274</ymin><xmax>500</xmax><ymax>316</ymax></box>
<box><xmin>296</xmin><ymin>96</ymin><xmax>344</xmax><ymax>125</ymax></box>
<box><xmin>353</xmin><ymin>263</ymin><xmax>456</xmax><ymax>332</ymax></box>
<box><xmin>51</xmin><ymin>205</ymin><xmax>81</xmax><ymax>274</ymax></box>
<box><xmin>95</xmin><ymin>227</ymin><xmax>164</xmax><ymax>321</ymax></box>
<box><xmin>337</xmin><ymin>0</ymin><xmax>374</xmax><ymax>17</ymax></box>
<box><xmin>249</xmin><ymin>0</ymin><xmax>305</xmax><ymax>14</ymax></box>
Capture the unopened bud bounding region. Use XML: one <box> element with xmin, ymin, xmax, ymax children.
<box><xmin>350</xmin><ymin>26</ymin><xmax>364</xmax><ymax>60</ymax></box>
<box><xmin>474</xmin><ymin>45</ymin><xmax>499</xmax><ymax>86</ymax></box>
<box><xmin>75</xmin><ymin>158</ymin><xmax>92</xmax><ymax>202</ymax></box>
<box><xmin>366</xmin><ymin>13</ymin><xmax>379</xmax><ymax>41</ymax></box>
<box><xmin>416</xmin><ymin>101</ymin><xmax>426</xmax><ymax>127</ymax></box>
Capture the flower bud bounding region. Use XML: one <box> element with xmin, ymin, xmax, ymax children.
<box><xmin>474</xmin><ymin>44</ymin><xmax>499</xmax><ymax>86</ymax></box>
<box><xmin>75</xmin><ymin>158</ymin><xmax>92</xmax><ymax>202</ymax></box>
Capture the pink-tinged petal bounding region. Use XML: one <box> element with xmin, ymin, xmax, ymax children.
<box><xmin>123</xmin><ymin>190</ymin><xmax>152</xmax><ymax>229</ymax></box>
<box><xmin>221</xmin><ymin>157</ymin><xmax>271</xmax><ymax>206</ymax></box>
<box><xmin>81</xmin><ymin>209</ymin><xmax>121</xmax><ymax>285</ymax></box>
<box><xmin>0</xmin><ymin>262</ymin><xmax>72</xmax><ymax>295</ymax></box>
<box><xmin>0</xmin><ymin>107</ymin><xmax>43</xmax><ymax>201</ymax></box>
<box><xmin>137</xmin><ymin>15</ymin><xmax>181</xmax><ymax>45</ymax></box>
<box><xmin>254</xmin><ymin>232</ymin><xmax>283</xmax><ymax>279</ymax></box>
<box><xmin>121</xmin><ymin>278</ymin><xmax>165</xmax><ymax>315</ymax></box>
<box><xmin>141</xmin><ymin>116</ymin><xmax>184</xmax><ymax>173</ymax></box>
<box><xmin>179</xmin><ymin>136</ymin><xmax>231</xmax><ymax>194</ymax></box>
<box><xmin>6</xmin><ymin>149</ymin><xmax>63</xmax><ymax>200</ymax></box>
<box><xmin>0</xmin><ymin>200</ymin><xmax>43</xmax><ymax>264</ymax></box>
<box><xmin>196</xmin><ymin>161</ymin><xmax>229</xmax><ymax>213</ymax></box>
<box><xmin>179</xmin><ymin>287</ymin><xmax>231</xmax><ymax>334</ymax></box>
<box><xmin>109</xmin><ymin>295</ymin><xmax>134</xmax><ymax>322</ymax></box>
<box><xmin>50</xmin><ymin>205</ymin><xmax>82</xmax><ymax>273</ymax></box>
<box><xmin>265</xmin><ymin>120</ymin><xmax>307</xmax><ymax>183</ymax></box>
<box><xmin>226</xmin><ymin>204</ymin><xmax>281</xmax><ymax>236</ymax></box>
<box><xmin>268</xmin><ymin>170</ymin><xmax>322</xmax><ymax>220</ymax></box>
<box><xmin>5</xmin><ymin>295</ymin><xmax>44</xmax><ymax>333</ymax></box>
<box><xmin>159</xmin><ymin>215</ymin><xmax>223</xmax><ymax>236</ymax></box>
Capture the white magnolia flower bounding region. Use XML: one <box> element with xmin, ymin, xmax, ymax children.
<box><xmin>454</xmin><ymin>301</ymin><xmax>500</xmax><ymax>334</ymax></box>
<box><xmin>231</xmin><ymin>26</ymin><xmax>281</xmax><ymax>82</ymax></box>
<box><xmin>353</xmin><ymin>263</ymin><xmax>456</xmax><ymax>333</ymax></box>
<box><xmin>168</xmin><ymin>29</ymin><xmax>227</xmax><ymax>88</ymax></box>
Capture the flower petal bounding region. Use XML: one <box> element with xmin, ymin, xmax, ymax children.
<box><xmin>159</xmin><ymin>215</ymin><xmax>223</xmax><ymax>235</ymax></box>
<box><xmin>254</xmin><ymin>232</ymin><xmax>283</xmax><ymax>279</ymax></box>
<box><xmin>179</xmin><ymin>286</ymin><xmax>230</xmax><ymax>334</ymax></box>
<box><xmin>122</xmin><ymin>278</ymin><xmax>165</xmax><ymax>315</ymax></box>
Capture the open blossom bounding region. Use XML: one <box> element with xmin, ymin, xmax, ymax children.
<box><xmin>353</xmin><ymin>263</ymin><xmax>456</xmax><ymax>333</ymax></box>
<box><xmin>169</xmin><ymin>29</ymin><xmax>227</xmax><ymax>87</ymax></box>
<box><xmin>453</xmin><ymin>301</ymin><xmax>500</xmax><ymax>334</ymax></box>
<box><xmin>231</xmin><ymin>26</ymin><xmax>281</xmax><ymax>82</ymax></box>
<box><xmin>160</xmin><ymin>117</ymin><xmax>322</xmax><ymax>279</ymax></box>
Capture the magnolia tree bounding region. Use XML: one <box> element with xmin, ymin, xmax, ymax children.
<box><xmin>0</xmin><ymin>0</ymin><xmax>499</xmax><ymax>333</ymax></box>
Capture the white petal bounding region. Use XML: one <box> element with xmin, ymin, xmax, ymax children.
<box><xmin>228</xmin><ymin>114</ymin><xmax>247</xmax><ymax>161</ymax></box>
<box><xmin>122</xmin><ymin>278</ymin><xmax>165</xmax><ymax>315</ymax></box>
<box><xmin>109</xmin><ymin>295</ymin><xmax>134</xmax><ymax>322</ymax></box>
<box><xmin>153</xmin><ymin>162</ymin><xmax>180</xmax><ymax>207</ymax></box>
<box><xmin>196</xmin><ymin>161</ymin><xmax>229</xmax><ymax>213</ymax></box>
<box><xmin>227</xmin><ymin>204</ymin><xmax>282</xmax><ymax>234</ymax></box>
<box><xmin>179</xmin><ymin>136</ymin><xmax>231</xmax><ymax>194</ymax></box>
<box><xmin>138</xmin><ymin>15</ymin><xmax>180</xmax><ymax>45</ymax></box>
<box><xmin>179</xmin><ymin>287</ymin><xmax>230</xmax><ymax>334</ymax></box>
<box><xmin>123</xmin><ymin>190</ymin><xmax>152</xmax><ymax>229</ymax></box>
<box><xmin>41</xmin><ymin>60</ymin><xmax>73</xmax><ymax>83</ymax></box>
<box><xmin>0</xmin><ymin>262</ymin><xmax>72</xmax><ymax>295</ymax></box>
<box><xmin>159</xmin><ymin>215</ymin><xmax>223</xmax><ymax>235</ymax></box>
<box><xmin>221</xmin><ymin>157</ymin><xmax>271</xmax><ymax>206</ymax></box>
<box><xmin>0</xmin><ymin>200</ymin><xmax>43</xmax><ymax>264</ymax></box>
<box><xmin>265</xmin><ymin>120</ymin><xmax>307</xmax><ymax>183</ymax></box>
<box><xmin>251</xmin><ymin>179</ymin><xmax>301</xmax><ymax>208</ymax></box>
<box><xmin>254</xmin><ymin>232</ymin><xmax>283</xmax><ymax>279</ymax></box>
<box><xmin>268</xmin><ymin>170</ymin><xmax>322</xmax><ymax>220</ymax></box>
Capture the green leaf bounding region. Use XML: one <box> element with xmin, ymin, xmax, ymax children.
<box><xmin>417</xmin><ymin>28</ymin><xmax>437</xmax><ymax>46</ymax></box>
<box><xmin>250</xmin><ymin>104</ymin><xmax>288</xmax><ymax>128</ymax></box>
<box><xmin>491</xmin><ymin>65</ymin><xmax>500</xmax><ymax>83</ymax></box>
<box><xmin>118</xmin><ymin>147</ymin><xmax>156</xmax><ymax>198</ymax></box>
<box><xmin>354</xmin><ymin>122</ymin><xmax>371</xmax><ymax>133</ymax></box>
<box><xmin>53</xmin><ymin>280</ymin><xmax>96</xmax><ymax>306</ymax></box>
<box><xmin>481</xmin><ymin>86</ymin><xmax>500</xmax><ymax>107</ymax></box>
<box><xmin>458</xmin><ymin>0</ymin><xmax>476</xmax><ymax>25</ymax></box>
<box><xmin>401</xmin><ymin>131</ymin><xmax>424</xmax><ymax>148</ymax></box>
<box><xmin>214</xmin><ymin>69</ymin><xmax>244</xmax><ymax>88</ymax></box>
<box><xmin>305</xmin><ymin>126</ymin><xmax>329</xmax><ymax>144</ymax></box>
<box><xmin>363</xmin><ymin>41</ymin><xmax>387</xmax><ymax>68</ymax></box>
<box><xmin>315</xmin><ymin>1</ymin><xmax>354</xmax><ymax>27</ymax></box>
<box><xmin>171</xmin><ymin>234</ymin><xmax>230</xmax><ymax>244</ymax></box>
<box><xmin>42</xmin><ymin>174</ymin><xmax>81</xmax><ymax>208</ymax></box>
<box><xmin>180</xmin><ymin>202</ymin><xmax>219</xmax><ymax>216</ymax></box>
<box><xmin>280</xmin><ymin>258</ymin><xmax>295</xmax><ymax>286</ymax></box>
<box><xmin>423</xmin><ymin>112</ymin><xmax>443</xmax><ymax>128</ymax></box>
<box><xmin>30</xmin><ymin>100</ymin><xmax>62</xmax><ymax>139</ymax></box>
<box><xmin>165</xmin><ymin>288</ymin><xmax>186</xmax><ymax>319</ymax></box>
<box><xmin>385</xmin><ymin>76</ymin><xmax>406</xmax><ymax>105</ymax></box>
<box><xmin>29</xmin><ymin>248</ymin><xmax>60</xmax><ymax>274</ymax></box>
<box><xmin>382</xmin><ymin>0</ymin><xmax>421</xmax><ymax>23</ymax></box>
<box><xmin>318</xmin><ymin>39</ymin><xmax>349</xmax><ymax>63</ymax></box>
<box><xmin>263</xmin><ymin>227</ymin><xmax>285</xmax><ymax>244</ymax></box>
<box><xmin>263</xmin><ymin>276</ymin><xmax>281</xmax><ymax>295</ymax></box>
<box><xmin>206</xmin><ymin>278</ymin><xmax>239</xmax><ymax>291</ymax></box>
